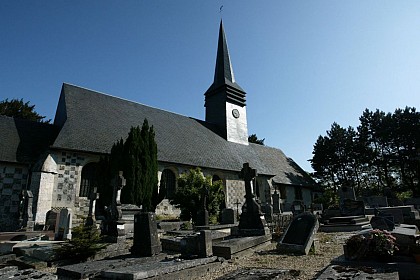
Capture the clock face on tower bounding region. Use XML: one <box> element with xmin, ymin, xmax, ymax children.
<box><xmin>232</xmin><ymin>109</ymin><xmax>240</xmax><ymax>118</ymax></box>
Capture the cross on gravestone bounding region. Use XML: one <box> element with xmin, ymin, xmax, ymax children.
<box><xmin>85</xmin><ymin>187</ymin><xmax>100</xmax><ymax>226</ymax></box>
<box><xmin>110</xmin><ymin>171</ymin><xmax>126</xmax><ymax>221</ymax></box>
<box><xmin>238</xmin><ymin>163</ymin><xmax>268</xmax><ymax>236</ymax></box>
<box><xmin>239</xmin><ymin>163</ymin><xmax>257</xmax><ymax>200</ymax></box>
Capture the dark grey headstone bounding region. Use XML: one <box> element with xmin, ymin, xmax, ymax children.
<box><xmin>221</xmin><ymin>208</ymin><xmax>236</xmax><ymax>224</ymax></box>
<box><xmin>370</xmin><ymin>216</ymin><xmax>394</xmax><ymax>231</ymax></box>
<box><xmin>291</xmin><ymin>200</ymin><xmax>305</xmax><ymax>216</ymax></box>
<box><xmin>277</xmin><ymin>212</ymin><xmax>319</xmax><ymax>255</ymax></box>
<box><xmin>45</xmin><ymin>209</ymin><xmax>59</xmax><ymax>231</ymax></box>
<box><xmin>198</xmin><ymin>230</ymin><xmax>212</xmax><ymax>258</ymax></box>
<box><xmin>340</xmin><ymin>199</ymin><xmax>365</xmax><ymax>216</ymax></box>
<box><xmin>378</xmin><ymin>208</ymin><xmax>404</xmax><ymax>225</ymax></box>
<box><xmin>272</xmin><ymin>192</ymin><xmax>280</xmax><ymax>214</ymax></box>
<box><xmin>362</xmin><ymin>196</ymin><xmax>388</xmax><ymax>208</ymax></box>
<box><xmin>196</xmin><ymin>209</ymin><xmax>209</xmax><ymax>226</ymax></box>
<box><xmin>338</xmin><ymin>186</ymin><xmax>356</xmax><ymax>205</ymax></box>
<box><xmin>131</xmin><ymin>212</ymin><xmax>161</xmax><ymax>256</ymax></box>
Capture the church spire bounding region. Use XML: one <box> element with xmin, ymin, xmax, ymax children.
<box><xmin>214</xmin><ymin>20</ymin><xmax>235</xmax><ymax>85</ymax></box>
<box><xmin>204</xmin><ymin>20</ymin><xmax>249</xmax><ymax>146</ymax></box>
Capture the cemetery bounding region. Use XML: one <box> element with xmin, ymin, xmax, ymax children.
<box><xmin>1</xmin><ymin>8</ymin><xmax>419</xmax><ymax>280</ymax></box>
<box><xmin>0</xmin><ymin>162</ymin><xmax>420</xmax><ymax>280</ymax></box>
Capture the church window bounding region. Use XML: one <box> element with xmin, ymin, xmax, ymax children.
<box><xmin>294</xmin><ymin>187</ymin><xmax>303</xmax><ymax>200</ymax></box>
<box><xmin>279</xmin><ymin>185</ymin><xmax>287</xmax><ymax>199</ymax></box>
<box><xmin>212</xmin><ymin>175</ymin><xmax>221</xmax><ymax>183</ymax></box>
<box><xmin>161</xmin><ymin>169</ymin><xmax>176</xmax><ymax>199</ymax></box>
<box><xmin>79</xmin><ymin>163</ymin><xmax>99</xmax><ymax>198</ymax></box>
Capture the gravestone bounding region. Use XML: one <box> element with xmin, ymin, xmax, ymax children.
<box><xmin>262</xmin><ymin>203</ymin><xmax>273</xmax><ymax>223</ymax></box>
<box><xmin>338</xmin><ymin>186</ymin><xmax>356</xmax><ymax>207</ymax></box>
<box><xmin>378</xmin><ymin>208</ymin><xmax>404</xmax><ymax>225</ymax></box>
<box><xmin>221</xmin><ymin>208</ymin><xmax>236</xmax><ymax>224</ymax></box>
<box><xmin>55</xmin><ymin>208</ymin><xmax>72</xmax><ymax>240</ymax></box>
<box><xmin>131</xmin><ymin>212</ymin><xmax>161</xmax><ymax>256</ymax></box>
<box><xmin>198</xmin><ymin>230</ymin><xmax>212</xmax><ymax>258</ymax></box>
<box><xmin>404</xmin><ymin>198</ymin><xmax>420</xmax><ymax>210</ymax></box>
<box><xmin>102</xmin><ymin>171</ymin><xmax>126</xmax><ymax>240</ymax></box>
<box><xmin>45</xmin><ymin>209</ymin><xmax>59</xmax><ymax>231</ymax></box>
<box><xmin>362</xmin><ymin>196</ymin><xmax>388</xmax><ymax>208</ymax></box>
<box><xmin>196</xmin><ymin>185</ymin><xmax>209</xmax><ymax>226</ymax></box>
<box><xmin>277</xmin><ymin>212</ymin><xmax>319</xmax><ymax>255</ymax></box>
<box><xmin>370</xmin><ymin>216</ymin><xmax>394</xmax><ymax>231</ymax></box>
<box><xmin>85</xmin><ymin>187</ymin><xmax>99</xmax><ymax>226</ymax></box>
<box><xmin>238</xmin><ymin>163</ymin><xmax>268</xmax><ymax>236</ymax></box>
<box><xmin>340</xmin><ymin>199</ymin><xmax>365</xmax><ymax>216</ymax></box>
<box><xmin>22</xmin><ymin>190</ymin><xmax>34</xmax><ymax>231</ymax></box>
<box><xmin>272</xmin><ymin>191</ymin><xmax>280</xmax><ymax>214</ymax></box>
<box><xmin>291</xmin><ymin>200</ymin><xmax>305</xmax><ymax>216</ymax></box>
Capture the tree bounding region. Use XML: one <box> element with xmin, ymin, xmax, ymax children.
<box><xmin>0</xmin><ymin>98</ymin><xmax>49</xmax><ymax>123</ymax></box>
<box><xmin>170</xmin><ymin>168</ymin><xmax>225</xmax><ymax>224</ymax></box>
<box><xmin>120</xmin><ymin>119</ymin><xmax>159</xmax><ymax>211</ymax></box>
<box><xmin>311</xmin><ymin>107</ymin><xmax>419</xmax><ymax>198</ymax></box>
<box><xmin>98</xmin><ymin>119</ymin><xmax>160</xmax><ymax>211</ymax></box>
<box><xmin>248</xmin><ymin>134</ymin><xmax>265</xmax><ymax>145</ymax></box>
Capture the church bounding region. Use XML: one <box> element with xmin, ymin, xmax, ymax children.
<box><xmin>0</xmin><ymin>21</ymin><xmax>319</xmax><ymax>231</ymax></box>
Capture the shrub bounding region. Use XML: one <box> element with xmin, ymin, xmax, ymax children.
<box><xmin>54</xmin><ymin>224</ymin><xmax>107</xmax><ymax>261</ymax></box>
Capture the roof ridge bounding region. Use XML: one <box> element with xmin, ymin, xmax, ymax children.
<box><xmin>62</xmin><ymin>83</ymin><xmax>200</xmax><ymax>121</ymax></box>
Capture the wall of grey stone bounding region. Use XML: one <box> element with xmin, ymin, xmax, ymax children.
<box><xmin>0</xmin><ymin>162</ymin><xmax>29</xmax><ymax>231</ymax></box>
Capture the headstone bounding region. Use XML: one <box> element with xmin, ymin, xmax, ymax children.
<box><xmin>45</xmin><ymin>209</ymin><xmax>59</xmax><ymax>231</ymax></box>
<box><xmin>378</xmin><ymin>208</ymin><xmax>404</xmax><ymax>225</ymax></box>
<box><xmin>102</xmin><ymin>171</ymin><xmax>126</xmax><ymax>239</ymax></box>
<box><xmin>277</xmin><ymin>212</ymin><xmax>319</xmax><ymax>255</ymax></box>
<box><xmin>198</xmin><ymin>230</ymin><xmax>212</xmax><ymax>258</ymax></box>
<box><xmin>370</xmin><ymin>216</ymin><xmax>394</xmax><ymax>231</ymax></box>
<box><xmin>21</xmin><ymin>190</ymin><xmax>34</xmax><ymax>231</ymax></box>
<box><xmin>196</xmin><ymin>185</ymin><xmax>209</xmax><ymax>226</ymax></box>
<box><xmin>55</xmin><ymin>208</ymin><xmax>72</xmax><ymax>240</ymax></box>
<box><xmin>131</xmin><ymin>212</ymin><xmax>161</xmax><ymax>256</ymax></box>
<box><xmin>340</xmin><ymin>199</ymin><xmax>365</xmax><ymax>216</ymax></box>
<box><xmin>338</xmin><ymin>186</ymin><xmax>356</xmax><ymax>207</ymax></box>
<box><xmin>291</xmin><ymin>200</ymin><xmax>305</xmax><ymax>216</ymax></box>
<box><xmin>362</xmin><ymin>196</ymin><xmax>388</xmax><ymax>208</ymax></box>
<box><xmin>272</xmin><ymin>191</ymin><xmax>280</xmax><ymax>214</ymax></box>
<box><xmin>404</xmin><ymin>198</ymin><xmax>420</xmax><ymax>210</ymax></box>
<box><xmin>238</xmin><ymin>163</ymin><xmax>268</xmax><ymax>236</ymax></box>
<box><xmin>86</xmin><ymin>187</ymin><xmax>99</xmax><ymax>226</ymax></box>
<box><xmin>262</xmin><ymin>203</ymin><xmax>273</xmax><ymax>223</ymax></box>
<box><xmin>221</xmin><ymin>208</ymin><xmax>236</xmax><ymax>224</ymax></box>
<box><xmin>311</xmin><ymin>203</ymin><xmax>323</xmax><ymax>216</ymax></box>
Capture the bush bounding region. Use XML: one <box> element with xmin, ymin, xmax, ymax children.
<box><xmin>170</xmin><ymin>168</ymin><xmax>225</xmax><ymax>225</ymax></box>
<box><xmin>54</xmin><ymin>224</ymin><xmax>107</xmax><ymax>261</ymax></box>
<box><xmin>345</xmin><ymin>229</ymin><xmax>398</xmax><ymax>261</ymax></box>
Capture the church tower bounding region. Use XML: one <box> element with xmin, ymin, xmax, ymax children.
<box><xmin>205</xmin><ymin>21</ymin><xmax>249</xmax><ymax>145</ymax></box>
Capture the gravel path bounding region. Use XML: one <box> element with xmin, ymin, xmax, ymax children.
<box><xmin>199</xmin><ymin>232</ymin><xmax>355</xmax><ymax>280</ymax></box>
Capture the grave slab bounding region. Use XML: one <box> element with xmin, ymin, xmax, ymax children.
<box><xmin>101</xmin><ymin>256</ymin><xmax>217</xmax><ymax>279</ymax></box>
<box><xmin>216</xmin><ymin>268</ymin><xmax>293</xmax><ymax>280</ymax></box>
<box><xmin>57</xmin><ymin>254</ymin><xmax>166</xmax><ymax>279</ymax></box>
<box><xmin>317</xmin><ymin>264</ymin><xmax>399</xmax><ymax>280</ymax></box>
<box><xmin>212</xmin><ymin>235</ymin><xmax>271</xmax><ymax>259</ymax></box>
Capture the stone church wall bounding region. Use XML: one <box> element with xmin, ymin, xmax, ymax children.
<box><xmin>0</xmin><ymin>162</ymin><xmax>29</xmax><ymax>231</ymax></box>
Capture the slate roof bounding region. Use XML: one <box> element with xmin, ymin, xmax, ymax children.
<box><xmin>0</xmin><ymin>115</ymin><xmax>58</xmax><ymax>164</ymax></box>
<box><xmin>52</xmin><ymin>83</ymin><xmax>315</xmax><ymax>187</ymax></box>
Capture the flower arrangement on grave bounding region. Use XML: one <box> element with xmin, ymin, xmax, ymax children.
<box><xmin>345</xmin><ymin>229</ymin><xmax>398</xmax><ymax>261</ymax></box>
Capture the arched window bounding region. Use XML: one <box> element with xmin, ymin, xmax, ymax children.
<box><xmin>79</xmin><ymin>163</ymin><xmax>98</xmax><ymax>197</ymax></box>
<box><xmin>212</xmin><ymin>175</ymin><xmax>221</xmax><ymax>183</ymax></box>
<box><xmin>161</xmin><ymin>169</ymin><xmax>176</xmax><ymax>199</ymax></box>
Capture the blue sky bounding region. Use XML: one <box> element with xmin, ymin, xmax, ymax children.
<box><xmin>1</xmin><ymin>1</ymin><xmax>419</xmax><ymax>172</ymax></box>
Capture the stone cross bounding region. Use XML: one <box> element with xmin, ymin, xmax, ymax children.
<box><xmin>239</xmin><ymin>163</ymin><xmax>257</xmax><ymax>200</ymax></box>
<box><xmin>110</xmin><ymin>171</ymin><xmax>126</xmax><ymax>221</ymax></box>
<box><xmin>85</xmin><ymin>187</ymin><xmax>99</xmax><ymax>226</ymax></box>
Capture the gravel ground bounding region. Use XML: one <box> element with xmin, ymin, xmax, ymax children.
<box><xmin>199</xmin><ymin>231</ymin><xmax>355</xmax><ymax>280</ymax></box>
